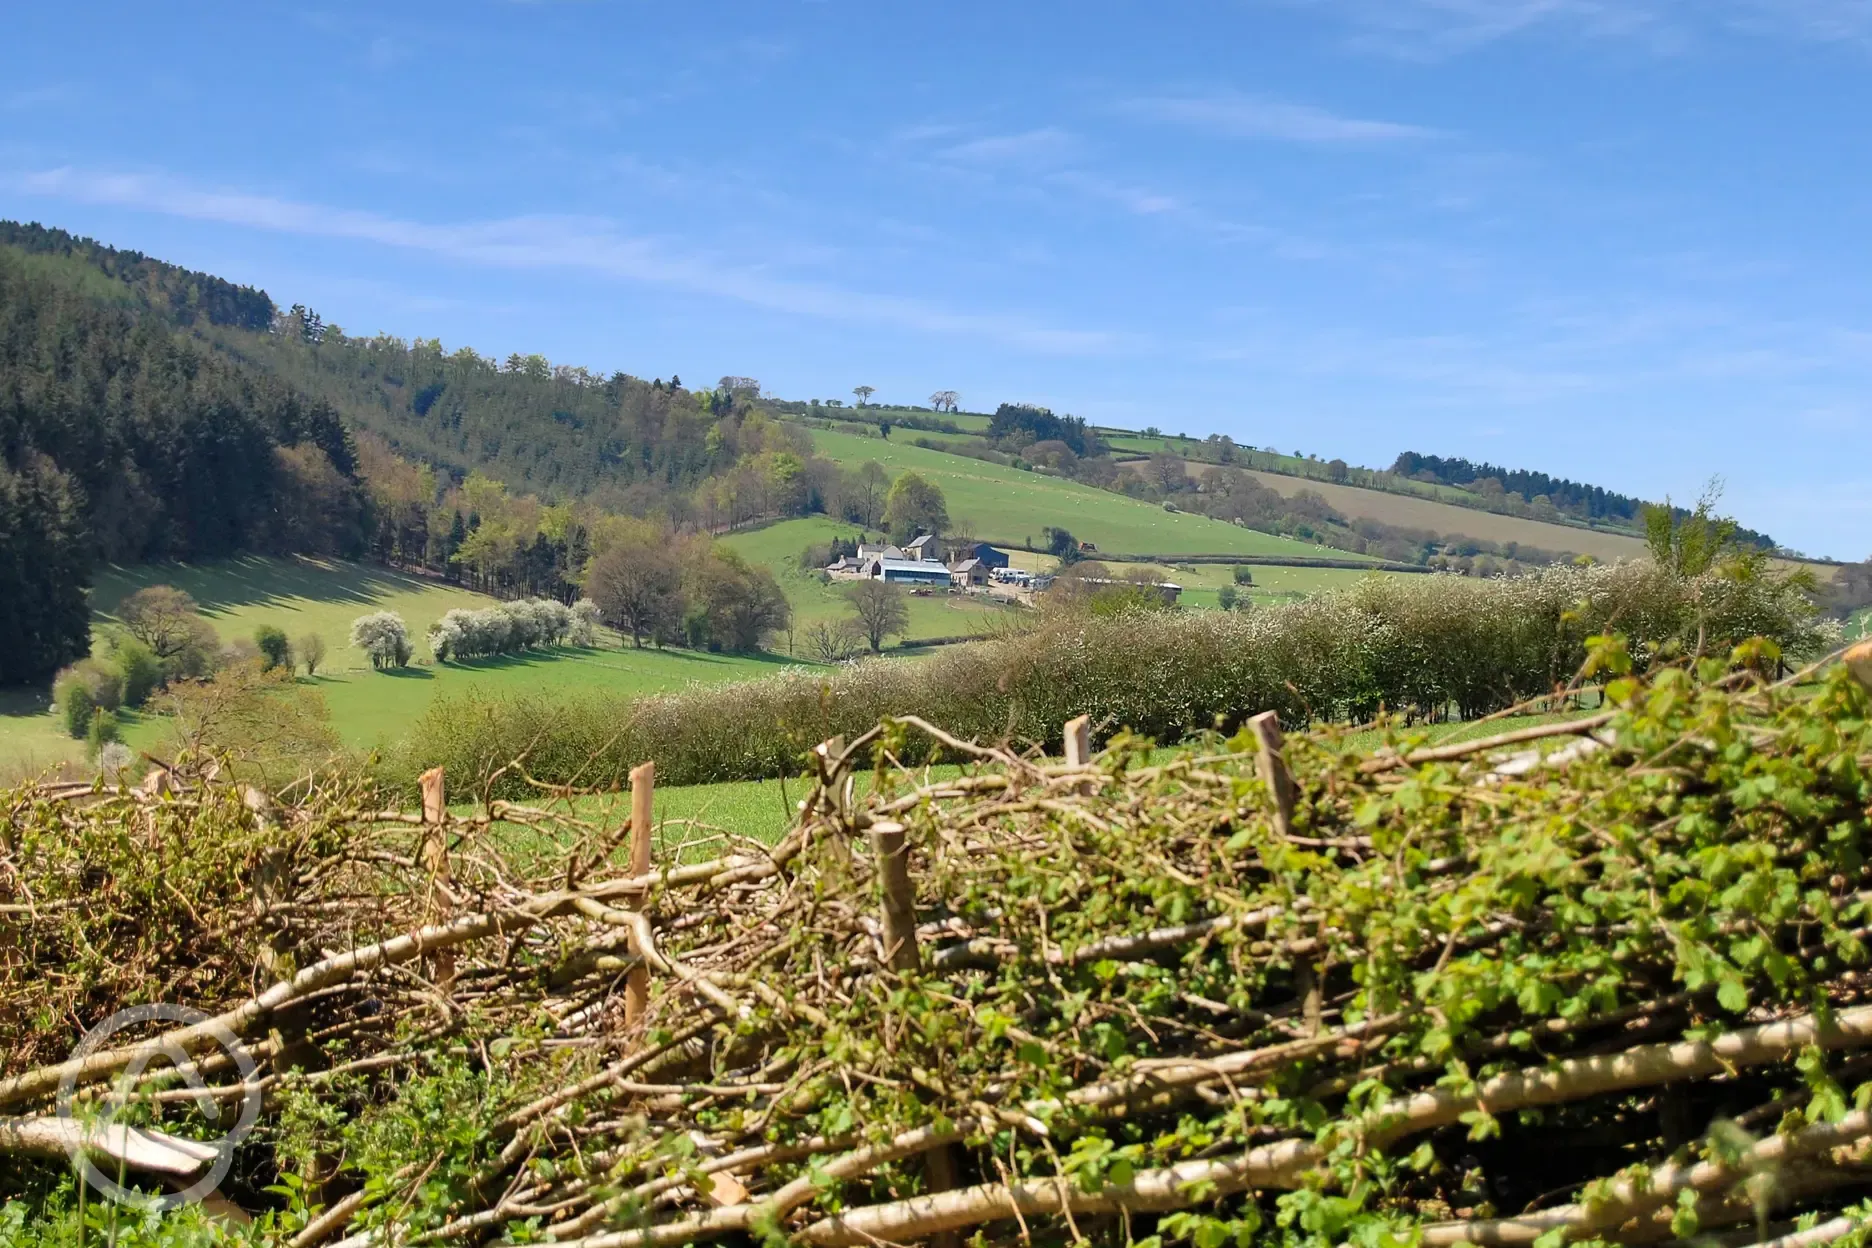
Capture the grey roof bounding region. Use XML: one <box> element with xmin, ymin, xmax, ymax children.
<box><xmin>951</xmin><ymin>558</ymin><xmax>983</xmax><ymax>572</ymax></box>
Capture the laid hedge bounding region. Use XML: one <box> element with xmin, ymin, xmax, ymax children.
<box><xmin>7</xmin><ymin>640</ymin><xmax>1872</xmax><ymax>1246</ymax></box>
<box><xmin>390</xmin><ymin>561</ymin><xmax>1833</xmax><ymax>796</ymax></box>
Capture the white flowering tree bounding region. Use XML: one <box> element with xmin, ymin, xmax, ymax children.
<box><xmin>569</xmin><ymin>600</ymin><xmax>601</xmax><ymax>647</ymax></box>
<box><xmin>350</xmin><ymin>612</ymin><xmax>412</xmax><ymax>669</ymax></box>
<box><xmin>428</xmin><ymin>599</ymin><xmax>581</xmax><ymax>662</ymax></box>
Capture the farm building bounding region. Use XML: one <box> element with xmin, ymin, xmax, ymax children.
<box><xmin>950</xmin><ymin>558</ymin><xmax>987</xmax><ymax>587</ymax></box>
<box><xmin>904</xmin><ymin>534</ymin><xmax>940</xmax><ymax>561</ymax></box>
<box><xmin>857</xmin><ymin>543</ymin><xmax>906</xmax><ymax>562</ymax></box>
<box><xmin>952</xmin><ymin>541</ymin><xmax>1010</xmax><ymax>569</ymax></box>
<box><xmin>866</xmin><ymin>558</ymin><xmax>953</xmax><ymax>586</ymax></box>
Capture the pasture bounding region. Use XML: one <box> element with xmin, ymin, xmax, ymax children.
<box><xmin>89</xmin><ymin>557</ymin><xmax>497</xmax><ymax>671</ymax></box>
<box><xmin>0</xmin><ymin>556</ymin><xmax>816</xmax><ymax>774</ymax></box>
<box><xmin>1123</xmin><ymin>561</ymin><xmax>1394</xmax><ymax>598</ymax></box>
<box><xmin>1234</xmin><ymin>467</ymin><xmax>1652</xmax><ymax>561</ymax></box>
<box><xmin>802</xmin><ymin>424</ymin><xmax>1374</xmax><ymax>560</ymax></box>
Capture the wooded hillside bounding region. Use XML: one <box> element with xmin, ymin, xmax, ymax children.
<box><xmin>0</xmin><ymin>246</ymin><xmax>367</xmax><ymax>683</ymax></box>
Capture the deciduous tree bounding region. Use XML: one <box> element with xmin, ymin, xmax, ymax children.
<box><xmin>881</xmin><ymin>472</ymin><xmax>949</xmax><ymax>542</ymax></box>
<box><xmin>846</xmin><ymin>579</ymin><xmax>910</xmax><ymax>653</ymax></box>
<box><xmin>255</xmin><ymin>625</ymin><xmax>291</xmax><ymax>672</ymax></box>
<box><xmin>120</xmin><ymin>586</ymin><xmax>221</xmax><ymax>677</ymax></box>
<box><xmin>586</xmin><ymin>525</ymin><xmax>687</xmax><ymax>648</ymax></box>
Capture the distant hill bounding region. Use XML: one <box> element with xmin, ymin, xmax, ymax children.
<box><xmin>0</xmin><ymin>218</ymin><xmax>1814</xmax><ymax>662</ymax></box>
<box><xmin>0</xmin><ymin>221</ymin><xmax>772</xmax><ymax>512</ymax></box>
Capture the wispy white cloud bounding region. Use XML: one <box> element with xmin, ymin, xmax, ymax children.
<box><xmin>1120</xmin><ymin>91</ymin><xmax>1439</xmax><ymax>142</ymax></box>
<box><xmin>935</xmin><ymin>127</ymin><xmax>1078</xmax><ymax>165</ymax></box>
<box><xmin>5</xmin><ymin>166</ymin><xmax>1122</xmax><ymax>354</ymax></box>
<box><xmin>1045</xmin><ymin>170</ymin><xmax>1182</xmax><ymax>216</ymax></box>
<box><xmin>1283</xmin><ymin>0</ymin><xmax>1872</xmax><ymax>55</ymax></box>
<box><xmin>1277</xmin><ymin>0</ymin><xmax>1676</xmax><ymax>55</ymax></box>
<box><xmin>1725</xmin><ymin>0</ymin><xmax>1872</xmax><ymax>43</ymax></box>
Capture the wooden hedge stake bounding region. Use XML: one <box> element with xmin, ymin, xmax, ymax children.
<box><xmin>418</xmin><ymin>767</ymin><xmax>454</xmax><ymax>988</ymax></box>
<box><xmin>1063</xmin><ymin>715</ymin><xmax>1092</xmax><ymax>767</ymax></box>
<box><xmin>1847</xmin><ymin>640</ymin><xmax>1872</xmax><ymax>694</ymax></box>
<box><xmin>1245</xmin><ymin>715</ymin><xmax>1321</xmax><ymax>1032</ymax></box>
<box><xmin>625</xmin><ymin>761</ymin><xmax>655</xmax><ymax>1029</ymax></box>
<box><xmin>872</xmin><ymin>822</ymin><xmax>921</xmax><ymax>973</ymax></box>
<box><xmin>869</xmin><ymin>818</ymin><xmax>955</xmax><ymax>1243</ymax></box>
<box><xmin>816</xmin><ymin>737</ymin><xmax>853</xmax><ymax>864</ymax></box>
<box><xmin>1248</xmin><ymin>711</ymin><xmax>1296</xmax><ymax>839</ymax></box>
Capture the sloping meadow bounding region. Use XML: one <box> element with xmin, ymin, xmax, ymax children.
<box><xmin>393</xmin><ymin>561</ymin><xmax>1833</xmax><ymax>796</ymax></box>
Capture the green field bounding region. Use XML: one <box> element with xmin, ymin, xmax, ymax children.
<box><xmin>0</xmin><ymin>557</ymin><xmax>813</xmax><ymax>776</ymax></box>
<box><xmin>501</xmin><ymin>764</ymin><xmax>974</xmax><ymax>862</ymax></box>
<box><xmin>1234</xmin><ymin>469</ymin><xmax>1651</xmax><ymax>562</ymax></box>
<box><xmin>502</xmin><ymin>708</ymin><xmax>1583</xmax><ymax>851</ymax></box>
<box><xmin>89</xmin><ymin>557</ymin><xmax>498</xmax><ymax>671</ymax></box>
<box><xmin>801</xmin><ymin>425</ymin><xmax>1375</xmax><ymax>560</ymax></box>
<box><xmin>1119</xmin><ymin>561</ymin><xmax>1392</xmax><ymax>597</ymax></box>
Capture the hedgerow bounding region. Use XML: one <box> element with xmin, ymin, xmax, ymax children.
<box><xmin>3</xmin><ymin>641</ymin><xmax>1871</xmax><ymax>1247</ymax></box>
<box><xmin>393</xmin><ymin>561</ymin><xmax>1831</xmax><ymax>795</ymax></box>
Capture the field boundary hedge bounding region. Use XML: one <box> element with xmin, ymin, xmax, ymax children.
<box><xmin>391</xmin><ymin>561</ymin><xmax>1833</xmax><ymax>796</ymax></box>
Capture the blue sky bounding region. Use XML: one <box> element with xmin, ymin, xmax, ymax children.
<box><xmin>2</xmin><ymin>1</ymin><xmax>1868</xmax><ymax>558</ymax></box>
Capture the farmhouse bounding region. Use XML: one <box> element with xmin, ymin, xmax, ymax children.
<box><xmin>904</xmin><ymin>534</ymin><xmax>940</xmax><ymax>561</ymax></box>
<box><xmin>950</xmin><ymin>557</ymin><xmax>987</xmax><ymax>587</ymax></box>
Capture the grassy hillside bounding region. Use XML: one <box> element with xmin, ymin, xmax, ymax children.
<box><xmin>0</xmin><ymin>557</ymin><xmax>810</xmax><ymax>775</ymax></box>
<box><xmin>1233</xmin><ymin>467</ymin><xmax>1652</xmax><ymax>561</ymax></box>
<box><xmin>89</xmin><ymin>557</ymin><xmax>493</xmax><ymax>670</ymax></box>
<box><xmin>1123</xmin><ymin>561</ymin><xmax>1392</xmax><ymax>610</ymax></box>
<box><xmin>809</xmin><ymin>419</ymin><xmax>1649</xmax><ymax>566</ymax></box>
<box><xmin>802</xmin><ymin>425</ymin><xmax>1373</xmax><ymax>559</ymax></box>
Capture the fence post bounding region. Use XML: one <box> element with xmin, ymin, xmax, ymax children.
<box><xmin>1847</xmin><ymin>640</ymin><xmax>1872</xmax><ymax>693</ymax></box>
<box><xmin>872</xmin><ymin>821</ymin><xmax>920</xmax><ymax>973</ymax></box>
<box><xmin>816</xmin><ymin>736</ymin><xmax>853</xmax><ymax>863</ymax></box>
<box><xmin>1246</xmin><ymin>714</ymin><xmax>1320</xmax><ymax>1032</ymax></box>
<box><xmin>1063</xmin><ymin>715</ymin><xmax>1092</xmax><ymax>767</ymax></box>
<box><xmin>625</xmin><ymin>761</ymin><xmax>655</xmax><ymax>1029</ymax></box>
<box><xmin>870</xmin><ymin>817</ymin><xmax>955</xmax><ymax>1240</ymax></box>
<box><xmin>419</xmin><ymin>767</ymin><xmax>454</xmax><ymax>988</ymax></box>
<box><xmin>1247</xmin><ymin>711</ymin><xmax>1296</xmax><ymax>839</ymax></box>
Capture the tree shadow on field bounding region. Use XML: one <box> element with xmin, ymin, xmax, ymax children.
<box><xmin>87</xmin><ymin>555</ymin><xmax>460</xmax><ymax>623</ymax></box>
<box><xmin>376</xmin><ymin>667</ymin><xmax>436</xmax><ymax>681</ymax></box>
<box><xmin>445</xmin><ymin>646</ymin><xmax>809</xmax><ymax>677</ymax></box>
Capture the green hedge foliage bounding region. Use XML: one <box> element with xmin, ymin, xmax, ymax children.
<box><xmin>393</xmin><ymin>562</ymin><xmax>1832</xmax><ymax>796</ymax></box>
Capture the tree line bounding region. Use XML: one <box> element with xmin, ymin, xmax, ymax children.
<box><xmin>1391</xmin><ymin>450</ymin><xmax>1776</xmax><ymax>547</ymax></box>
